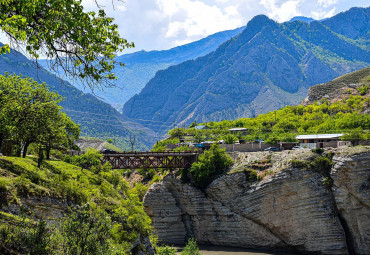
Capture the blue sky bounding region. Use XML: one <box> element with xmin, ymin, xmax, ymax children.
<box><xmin>81</xmin><ymin>0</ymin><xmax>369</xmax><ymax>54</ymax></box>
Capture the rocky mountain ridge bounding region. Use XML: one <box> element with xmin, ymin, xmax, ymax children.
<box><xmin>144</xmin><ymin>147</ymin><xmax>370</xmax><ymax>254</ymax></box>
<box><xmin>304</xmin><ymin>67</ymin><xmax>370</xmax><ymax>106</ymax></box>
<box><xmin>123</xmin><ymin>7</ymin><xmax>370</xmax><ymax>135</ymax></box>
<box><xmin>39</xmin><ymin>26</ymin><xmax>245</xmax><ymax>110</ymax></box>
<box><xmin>0</xmin><ymin>47</ymin><xmax>155</xmax><ymax>150</ymax></box>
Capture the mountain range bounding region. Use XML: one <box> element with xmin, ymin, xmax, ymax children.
<box><xmin>39</xmin><ymin>26</ymin><xmax>245</xmax><ymax>111</ymax></box>
<box><xmin>123</xmin><ymin>7</ymin><xmax>370</xmax><ymax>135</ymax></box>
<box><xmin>0</xmin><ymin>46</ymin><xmax>155</xmax><ymax>150</ymax></box>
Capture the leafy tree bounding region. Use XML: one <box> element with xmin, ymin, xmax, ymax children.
<box><xmin>223</xmin><ymin>134</ymin><xmax>237</xmax><ymax>144</ymax></box>
<box><xmin>0</xmin><ymin>0</ymin><xmax>133</xmax><ymax>90</ymax></box>
<box><xmin>75</xmin><ymin>148</ymin><xmax>102</xmax><ymax>170</ymax></box>
<box><xmin>0</xmin><ymin>74</ymin><xmax>80</xmax><ymax>166</ymax></box>
<box><xmin>190</xmin><ymin>144</ymin><xmax>233</xmax><ymax>189</ymax></box>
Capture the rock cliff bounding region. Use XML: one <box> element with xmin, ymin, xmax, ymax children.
<box><xmin>143</xmin><ymin>147</ymin><xmax>370</xmax><ymax>254</ymax></box>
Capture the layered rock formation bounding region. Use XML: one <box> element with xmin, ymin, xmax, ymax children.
<box><xmin>143</xmin><ymin>147</ymin><xmax>370</xmax><ymax>255</ymax></box>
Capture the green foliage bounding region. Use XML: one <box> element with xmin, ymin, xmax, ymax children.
<box><xmin>312</xmin><ymin>148</ymin><xmax>324</xmax><ymax>154</ymax></box>
<box><xmin>152</xmin><ymin>138</ymin><xmax>180</xmax><ymax>152</ymax></box>
<box><xmin>60</xmin><ymin>204</ymin><xmax>112</xmax><ymax>255</ymax></box>
<box><xmin>223</xmin><ymin>134</ymin><xmax>238</xmax><ymax>144</ymax></box>
<box><xmin>0</xmin><ymin>157</ymin><xmax>152</xmax><ymax>253</ymax></box>
<box><xmin>309</xmin><ymin>156</ymin><xmax>333</xmax><ymax>175</ymax></box>
<box><xmin>166</xmin><ymin>95</ymin><xmax>369</xmax><ymax>144</ymax></box>
<box><xmin>0</xmin><ymin>0</ymin><xmax>134</xmax><ymax>90</ymax></box>
<box><xmin>0</xmin><ymin>73</ymin><xmax>80</xmax><ymax>165</ymax></box>
<box><xmin>181</xmin><ymin>238</ymin><xmax>201</xmax><ymax>255</ymax></box>
<box><xmin>291</xmin><ymin>160</ymin><xmax>308</xmax><ymax>168</ymax></box>
<box><xmin>106</xmin><ymin>139</ymin><xmax>114</xmax><ymax>144</ymax></box>
<box><xmin>357</xmin><ymin>84</ymin><xmax>368</xmax><ymax>95</ymax></box>
<box><xmin>74</xmin><ymin>148</ymin><xmax>102</xmax><ymax>170</ymax></box>
<box><xmin>189</xmin><ymin>144</ymin><xmax>233</xmax><ymax>189</ymax></box>
<box><xmin>323</xmin><ymin>177</ymin><xmax>333</xmax><ymax>188</ymax></box>
<box><xmin>157</xmin><ymin>245</ymin><xmax>177</xmax><ymax>255</ymax></box>
<box><xmin>0</xmin><ymin>217</ymin><xmax>57</xmax><ymax>254</ymax></box>
<box><xmin>341</xmin><ymin>128</ymin><xmax>366</xmax><ymax>142</ymax></box>
<box><xmin>169</xmin><ymin>128</ymin><xmax>186</xmax><ymax>139</ymax></box>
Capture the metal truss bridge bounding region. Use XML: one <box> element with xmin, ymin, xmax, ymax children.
<box><xmin>101</xmin><ymin>151</ymin><xmax>199</xmax><ymax>169</ymax></box>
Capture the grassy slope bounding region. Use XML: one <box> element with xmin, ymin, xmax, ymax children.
<box><xmin>0</xmin><ymin>156</ymin><xmax>151</xmax><ymax>252</ymax></box>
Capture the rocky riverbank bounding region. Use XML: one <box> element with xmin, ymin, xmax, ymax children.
<box><xmin>143</xmin><ymin>147</ymin><xmax>370</xmax><ymax>255</ymax></box>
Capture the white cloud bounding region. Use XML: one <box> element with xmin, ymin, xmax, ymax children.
<box><xmin>317</xmin><ymin>0</ymin><xmax>338</xmax><ymax>8</ymax></box>
<box><xmin>311</xmin><ymin>7</ymin><xmax>336</xmax><ymax>20</ymax></box>
<box><xmin>260</xmin><ymin>0</ymin><xmax>302</xmax><ymax>22</ymax></box>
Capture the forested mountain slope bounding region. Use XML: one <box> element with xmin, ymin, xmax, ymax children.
<box><xmin>0</xmin><ymin>47</ymin><xmax>154</xmax><ymax>150</ymax></box>
<box><xmin>123</xmin><ymin>7</ymin><xmax>370</xmax><ymax>135</ymax></box>
<box><xmin>39</xmin><ymin>26</ymin><xmax>245</xmax><ymax>110</ymax></box>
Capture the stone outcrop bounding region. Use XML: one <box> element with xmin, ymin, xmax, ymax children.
<box><xmin>143</xmin><ymin>148</ymin><xmax>370</xmax><ymax>255</ymax></box>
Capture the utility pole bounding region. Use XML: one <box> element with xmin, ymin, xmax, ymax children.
<box><xmin>129</xmin><ymin>134</ymin><xmax>136</xmax><ymax>152</ymax></box>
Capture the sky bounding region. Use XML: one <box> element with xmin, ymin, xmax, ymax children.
<box><xmin>82</xmin><ymin>0</ymin><xmax>369</xmax><ymax>54</ymax></box>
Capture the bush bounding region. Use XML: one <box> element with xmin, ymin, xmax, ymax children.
<box><xmin>60</xmin><ymin>204</ymin><xmax>112</xmax><ymax>255</ymax></box>
<box><xmin>181</xmin><ymin>238</ymin><xmax>201</xmax><ymax>255</ymax></box>
<box><xmin>291</xmin><ymin>160</ymin><xmax>308</xmax><ymax>168</ymax></box>
<box><xmin>312</xmin><ymin>148</ymin><xmax>324</xmax><ymax>154</ymax></box>
<box><xmin>76</xmin><ymin>148</ymin><xmax>102</xmax><ymax>170</ymax></box>
<box><xmin>157</xmin><ymin>245</ymin><xmax>177</xmax><ymax>255</ymax></box>
<box><xmin>310</xmin><ymin>156</ymin><xmax>333</xmax><ymax>175</ymax></box>
<box><xmin>189</xmin><ymin>144</ymin><xmax>233</xmax><ymax>189</ymax></box>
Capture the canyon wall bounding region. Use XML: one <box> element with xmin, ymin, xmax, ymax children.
<box><xmin>143</xmin><ymin>148</ymin><xmax>370</xmax><ymax>255</ymax></box>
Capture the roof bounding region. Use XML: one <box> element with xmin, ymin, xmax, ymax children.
<box><xmin>194</xmin><ymin>125</ymin><xmax>209</xmax><ymax>130</ymax></box>
<box><xmin>296</xmin><ymin>134</ymin><xmax>343</xmax><ymax>140</ymax></box>
<box><xmin>229</xmin><ymin>128</ymin><xmax>248</xmax><ymax>131</ymax></box>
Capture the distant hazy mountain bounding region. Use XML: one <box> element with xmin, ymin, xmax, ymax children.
<box><xmin>39</xmin><ymin>26</ymin><xmax>245</xmax><ymax>111</ymax></box>
<box><xmin>289</xmin><ymin>16</ymin><xmax>315</xmax><ymax>23</ymax></box>
<box><xmin>123</xmin><ymin>7</ymin><xmax>370</xmax><ymax>135</ymax></box>
<box><xmin>0</xmin><ymin>47</ymin><xmax>155</xmax><ymax>150</ymax></box>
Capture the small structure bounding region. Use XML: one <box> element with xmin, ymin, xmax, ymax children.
<box><xmin>296</xmin><ymin>134</ymin><xmax>343</xmax><ymax>149</ymax></box>
<box><xmin>229</xmin><ymin>128</ymin><xmax>248</xmax><ymax>136</ymax></box>
<box><xmin>194</xmin><ymin>125</ymin><xmax>210</xmax><ymax>130</ymax></box>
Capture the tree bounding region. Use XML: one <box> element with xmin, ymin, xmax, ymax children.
<box><xmin>189</xmin><ymin>144</ymin><xmax>233</xmax><ymax>189</ymax></box>
<box><xmin>0</xmin><ymin>73</ymin><xmax>80</xmax><ymax>166</ymax></box>
<box><xmin>0</xmin><ymin>0</ymin><xmax>133</xmax><ymax>91</ymax></box>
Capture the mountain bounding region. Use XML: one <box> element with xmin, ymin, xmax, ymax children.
<box><xmin>289</xmin><ymin>16</ymin><xmax>315</xmax><ymax>23</ymax></box>
<box><xmin>123</xmin><ymin>7</ymin><xmax>370</xmax><ymax>135</ymax></box>
<box><xmin>304</xmin><ymin>67</ymin><xmax>370</xmax><ymax>106</ymax></box>
<box><xmin>39</xmin><ymin>26</ymin><xmax>245</xmax><ymax>111</ymax></box>
<box><xmin>0</xmin><ymin>47</ymin><xmax>155</xmax><ymax>150</ymax></box>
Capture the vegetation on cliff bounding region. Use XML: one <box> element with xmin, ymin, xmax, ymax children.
<box><xmin>0</xmin><ymin>153</ymin><xmax>152</xmax><ymax>254</ymax></box>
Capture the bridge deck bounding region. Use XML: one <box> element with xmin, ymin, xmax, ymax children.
<box><xmin>102</xmin><ymin>151</ymin><xmax>199</xmax><ymax>169</ymax></box>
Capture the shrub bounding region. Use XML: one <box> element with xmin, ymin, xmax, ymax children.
<box><xmin>223</xmin><ymin>134</ymin><xmax>238</xmax><ymax>144</ymax></box>
<box><xmin>157</xmin><ymin>245</ymin><xmax>177</xmax><ymax>255</ymax></box>
<box><xmin>181</xmin><ymin>238</ymin><xmax>201</xmax><ymax>255</ymax></box>
<box><xmin>60</xmin><ymin>204</ymin><xmax>112</xmax><ymax>255</ymax></box>
<box><xmin>189</xmin><ymin>144</ymin><xmax>233</xmax><ymax>189</ymax></box>
<box><xmin>309</xmin><ymin>156</ymin><xmax>333</xmax><ymax>176</ymax></box>
<box><xmin>291</xmin><ymin>160</ymin><xmax>308</xmax><ymax>168</ymax></box>
<box><xmin>312</xmin><ymin>148</ymin><xmax>324</xmax><ymax>154</ymax></box>
<box><xmin>76</xmin><ymin>148</ymin><xmax>102</xmax><ymax>170</ymax></box>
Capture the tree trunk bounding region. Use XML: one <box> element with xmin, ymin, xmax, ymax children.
<box><xmin>22</xmin><ymin>141</ymin><xmax>30</xmax><ymax>158</ymax></box>
<box><xmin>0</xmin><ymin>134</ymin><xmax>3</xmax><ymax>154</ymax></box>
<box><xmin>46</xmin><ymin>145</ymin><xmax>51</xmax><ymax>160</ymax></box>
<box><xmin>37</xmin><ymin>146</ymin><xmax>44</xmax><ymax>168</ymax></box>
<box><xmin>15</xmin><ymin>141</ymin><xmax>22</xmax><ymax>157</ymax></box>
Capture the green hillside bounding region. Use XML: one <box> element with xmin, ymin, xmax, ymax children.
<box><xmin>0</xmin><ymin>155</ymin><xmax>153</xmax><ymax>254</ymax></box>
<box><xmin>165</xmin><ymin>83</ymin><xmax>370</xmax><ymax>144</ymax></box>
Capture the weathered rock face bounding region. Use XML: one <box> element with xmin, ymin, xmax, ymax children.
<box><xmin>143</xmin><ymin>149</ymin><xmax>370</xmax><ymax>255</ymax></box>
